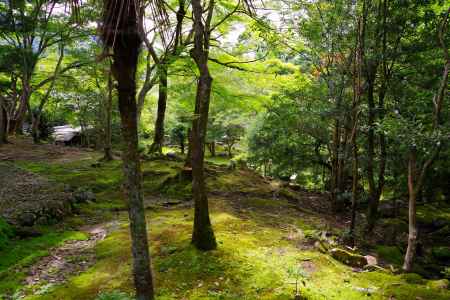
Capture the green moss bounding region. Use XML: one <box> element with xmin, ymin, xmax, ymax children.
<box><xmin>5</xmin><ymin>158</ymin><xmax>450</xmax><ymax>300</ymax></box>
<box><xmin>0</xmin><ymin>230</ymin><xmax>88</xmax><ymax>297</ymax></box>
<box><xmin>427</xmin><ymin>279</ymin><xmax>449</xmax><ymax>290</ymax></box>
<box><xmin>375</xmin><ymin>245</ymin><xmax>403</xmax><ymax>265</ymax></box>
<box><xmin>0</xmin><ymin>217</ymin><xmax>15</xmax><ymax>250</ymax></box>
<box><xmin>400</xmin><ymin>273</ymin><xmax>424</xmax><ymax>284</ymax></box>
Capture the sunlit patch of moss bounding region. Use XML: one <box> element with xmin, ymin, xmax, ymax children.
<box><xmin>416</xmin><ymin>204</ymin><xmax>450</xmax><ymax>226</ymax></box>
<box><xmin>10</xmin><ymin>157</ymin><xmax>450</xmax><ymax>300</ymax></box>
<box><xmin>16</xmin><ymin>159</ymin><xmax>123</xmax><ymax>193</ymax></box>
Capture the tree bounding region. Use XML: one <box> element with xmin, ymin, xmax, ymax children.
<box><xmin>101</xmin><ymin>0</ymin><xmax>155</xmax><ymax>298</ymax></box>
<box><xmin>189</xmin><ymin>0</ymin><xmax>217</xmax><ymax>250</ymax></box>
<box><xmin>402</xmin><ymin>7</ymin><xmax>449</xmax><ymax>272</ymax></box>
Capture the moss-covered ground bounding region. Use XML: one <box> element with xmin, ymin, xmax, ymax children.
<box><xmin>1</xmin><ymin>143</ymin><xmax>449</xmax><ymax>300</ymax></box>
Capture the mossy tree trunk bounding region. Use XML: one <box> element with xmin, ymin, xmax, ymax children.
<box><xmin>103</xmin><ymin>0</ymin><xmax>154</xmax><ymax>298</ymax></box>
<box><xmin>103</xmin><ymin>66</ymin><xmax>114</xmax><ymax>161</ymax></box>
<box><xmin>190</xmin><ymin>0</ymin><xmax>217</xmax><ymax>251</ymax></box>
<box><xmin>149</xmin><ymin>64</ymin><xmax>168</xmax><ymax>154</ymax></box>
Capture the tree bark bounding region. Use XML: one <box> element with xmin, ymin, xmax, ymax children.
<box><xmin>103</xmin><ymin>67</ymin><xmax>114</xmax><ymax>161</ymax></box>
<box><xmin>185</xmin><ymin>127</ymin><xmax>192</xmax><ymax>167</ymax></box>
<box><xmin>104</xmin><ymin>0</ymin><xmax>154</xmax><ymax>298</ymax></box>
<box><xmin>190</xmin><ymin>0</ymin><xmax>217</xmax><ymax>251</ymax></box>
<box><xmin>0</xmin><ymin>97</ymin><xmax>7</xmax><ymax>145</ymax></box>
<box><xmin>149</xmin><ymin>64</ymin><xmax>168</xmax><ymax>154</ymax></box>
<box><xmin>403</xmin><ymin>149</ymin><xmax>418</xmax><ymax>272</ymax></box>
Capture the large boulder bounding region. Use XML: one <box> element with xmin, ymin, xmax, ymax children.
<box><xmin>329</xmin><ymin>248</ymin><xmax>368</xmax><ymax>268</ymax></box>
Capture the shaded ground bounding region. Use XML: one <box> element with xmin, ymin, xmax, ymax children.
<box><xmin>0</xmin><ymin>138</ymin><xmax>449</xmax><ymax>300</ymax></box>
<box><xmin>0</xmin><ymin>163</ymin><xmax>73</xmax><ymax>227</ymax></box>
<box><xmin>0</xmin><ymin>137</ymin><xmax>92</xmax><ymax>163</ymax></box>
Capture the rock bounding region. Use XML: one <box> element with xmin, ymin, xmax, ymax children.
<box><xmin>73</xmin><ymin>189</ymin><xmax>96</xmax><ymax>203</ymax></box>
<box><xmin>15</xmin><ymin>226</ymin><xmax>42</xmax><ymax>238</ymax></box>
<box><xmin>427</xmin><ymin>279</ymin><xmax>449</xmax><ymax>290</ymax></box>
<box><xmin>63</xmin><ymin>184</ymin><xmax>74</xmax><ymax>192</ymax></box>
<box><xmin>364</xmin><ymin>255</ymin><xmax>378</xmax><ymax>266</ymax></box>
<box><xmin>18</xmin><ymin>212</ymin><xmax>36</xmax><ymax>227</ymax></box>
<box><xmin>329</xmin><ymin>248</ymin><xmax>368</xmax><ymax>268</ymax></box>
<box><xmin>166</xmin><ymin>152</ymin><xmax>181</xmax><ymax>161</ymax></box>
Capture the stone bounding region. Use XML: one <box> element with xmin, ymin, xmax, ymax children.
<box><xmin>73</xmin><ymin>189</ymin><xmax>96</xmax><ymax>203</ymax></box>
<box><xmin>15</xmin><ymin>226</ymin><xmax>42</xmax><ymax>238</ymax></box>
<box><xmin>364</xmin><ymin>255</ymin><xmax>378</xmax><ymax>266</ymax></box>
<box><xmin>329</xmin><ymin>248</ymin><xmax>368</xmax><ymax>268</ymax></box>
<box><xmin>18</xmin><ymin>212</ymin><xmax>36</xmax><ymax>227</ymax></box>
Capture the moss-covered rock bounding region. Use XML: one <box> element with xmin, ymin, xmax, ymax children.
<box><xmin>427</xmin><ymin>279</ymin><xmax>449</xmax><ymax>290</ymax></box>
<box><xmin>329</xmin><ymin>248</ymin><xmax>367</xmax><ymax>267</ymax></box>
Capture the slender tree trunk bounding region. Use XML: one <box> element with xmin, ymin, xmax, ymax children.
<box><xmin>31</xmin><ymin>112</ymin><xmax>41</xmax><ymax>143</ymax></box>
<box><xmin>103</xmin><ymin>68</ymin><xmax>114</xmax><ymax>161</ymax></box>
<box><xmin>149</xmin><ymin>64</ymin><xmax>168</xmax><ymax>154</ymax></box>
<box><xmin>365</xmin><ymin>76</ymin><xmax>379</xmax><ymax>228</ymax></box>
<box><xmin>190</xmin><ymin>0</ymin><xmax>217</xmax><ymax>251</ymax></box>
<box><xmin>403</xmin><ymin>149</ymin><xmax>418</xmax><ymax>272</ymax></box>
<box><xmin>185</xmin><ymin>127</ymin><xmax>192</xmax><ymax>167</ymax></box>
<box><xmin>105</xmin><ymin>1</ymin><xmax>154</xmax><ymax>298</ymax></box>
<box><xmin>0</xmin><ymin>98</ymin><xmax>7</xmax><ymax>145</ymax></box>
<box><xmin>209</xmin><ymin>141</ymin><xmax>215</xmax><ymax>157</ymax></box>
<box><xmin>330</xmin><ymin>121</ymin><xmax>341</xmax><ymax>211</ymax></box>
<box><xmin>180</xmin><ymin>137</ymin><xmax>185</xmax><ymax>154</ymax></box>
<box><xmin>12</xmin><ymin>83</ymin><xmax>30</xmax><ymax>135</ymax></box>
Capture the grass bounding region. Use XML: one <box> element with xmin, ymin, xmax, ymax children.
<box><xmin>3</xmin><ymin>151</ymin><xmax>450</xmax><ymax>300</ymax></box>
<box><xmin>19</xmin><ymin>204</ymin><xmax>450</xmax><ymax>300</ymax></box>
<box><xmin>0</xmin><ymin>229</ymin><xmax>88</xmax><ymax>297</ymax></box>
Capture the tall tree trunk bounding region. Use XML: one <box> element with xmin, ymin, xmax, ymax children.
<box><xmin>365</xmin><ymin>77</ymin><xmax>379</xmax><ymax>231</ymax></box>
<box><xmin>103</xmin><ymin>68</ymin><xmax>114</xmax><ymax>161</ymax></box>
<box><xmin>403</xmin><ymin>8</ymin><xmax>449</xmax><ymax>270</ymax></box>
<box><xmin>104</xmin><ymin>1</ymin><xmax>154</xmax><ymax>298</ymax></box>
<box><xmin>190</xmin><ymin>0</ymin><xmax>217</xmax><ymax>251</ymax></box>
<box><xmin>149</xmin><ymin>64</ymin><xmax>168</xmax><ymax>154</ymax></box>
<box><xmin>349</xmin><ymin>11</ymin><xmax>365</xmax><ymax>245</ymax></box>
<box><xmin>403</xmin><ymin>149</ymin><xmax>418</xmax><ymax>272</ymax></box>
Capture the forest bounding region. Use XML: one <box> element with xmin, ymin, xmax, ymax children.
<box><xmin>0</xmin><ymin>0</ymin><xmax>449</xmax><ymax>299</ymax></box>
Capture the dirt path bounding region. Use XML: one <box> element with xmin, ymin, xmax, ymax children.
<box><xmin>16</xmin><ymin>221</ymin><xmax>119</xmax><ymax>299</ymax></box>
